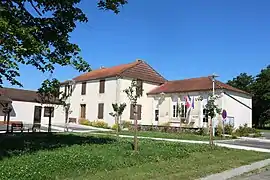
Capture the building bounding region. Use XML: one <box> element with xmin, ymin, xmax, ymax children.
<box><xmin>0</xmin><ymin>88</ymin><xmax>65</xmax><ymax>129</ymax></box>
<box><xmin>61</xmin><ymin>60</ymin><xmax>252</xmax><ymax>128</ymax></box>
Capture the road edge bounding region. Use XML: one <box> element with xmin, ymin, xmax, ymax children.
<box><xmin>199</xmin><ymin>158</ymin><xmax>270</xmax><ymax>180</ymax></box>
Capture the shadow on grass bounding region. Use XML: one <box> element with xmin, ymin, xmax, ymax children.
<box><xmin>0</xmin><ymin>133</ymin><xmax>115</xmax><ymax>160</ymax></box>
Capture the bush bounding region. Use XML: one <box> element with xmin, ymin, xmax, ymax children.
<box><xmin>78</xmin><ymin>118</ymin><xmax>91</xmax><ymax>126</ymax></box>
<box><xmin>235</xmin><ymin>124</ymin><xmax>257</xmax><ymax>137</ymax></box>
<box><xmin>91</xmin><ymin>120</ymin><xmax>109</xmax><ymax>129</ymax></box>
<box><xmin>112</xmin><ymin>124</ymin><xmax>121</xmax><ymax>132</ymax></box>
<box><xmin>196</xmin><ymin>128</ymin><xmax>208</xmax><ymax>136</ymax></box>
<box><xmin>122</xmin><ymin>120</ymin><xmax>132</xmax><ymax>129</ymax></box>
<box><xmin>215</xmin><ymin>125</ymin><xmax>223</xmax><ymax>137</ymax></box>
<box><xmin>224</xmin><ymin>124</ymin><xmax>234</xmax><ymax>135</ymax></box>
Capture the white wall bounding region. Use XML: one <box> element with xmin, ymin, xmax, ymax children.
<box><xmin>64</xmin><ymin>77</ymin><xmax>118</xmax><ymax>126</ymax></box>
<box><xmin>222</xmin><ymin>91</ymin><xmax>252</xmax><ymax>128</ymax></box>
<box><xmin>119</xmin><ymin>78</ymin><xmax>159</xmax><ymax>125</ymax></box>
<box><xmin>0</xmin><ymin>101</ymin><xmax>65</xmax><ymax>126</ymax></box>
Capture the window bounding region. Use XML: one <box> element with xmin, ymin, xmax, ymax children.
<box><xmin>172</xmin><ymin>104</ymin><xmax>178</xmax><ymax>118</ymax></box>
<box><xmin>99</xmin><ymin>79</ymin><xmax>105</xmax><ymax>93</ymax></box>
<box><xmin>81</xmin><ymin>82</ymin><xmax>86</xmax><ymax>95</ymax></box>
<box><xmin>130</xmin><ymin>104</ymin><xmax>142</xmax><ymax>120</ymax></box>
<box><xmin>98</xmin><ymin>103</ymin><xmax>104</xmax><ymax>119</ymax></box>
<box><xmin>136</xmin><ymin>79</ymin><xmax>143</xmax><ymax>96</ymax></box>
<box><xmin>80</xmin><ymin>104</ymin><xmax>86</xmax><ymax>118</ymax></box>
<box><xmin>180</xmin><ymin>103</ymin><xmax>187</xmax><ymax>118</ymax></box>
<box><xmin>64</xmin><ymin>85</ymin><xmax>72</xmax><ymax>96</ymax></box>
<box><xmin>203</xmin><ymin>108</ymin><xmax>208</xmax><ymax>122</ymax></box>
<box><xmin>44</xmin><ymin>107</ymin><xmax>54</xmax><ymax>117</ymax></box>
<box><xmin>155</xmin><ymin>109</ymin><xmax>159</xmax><ymax>121</ymax></box>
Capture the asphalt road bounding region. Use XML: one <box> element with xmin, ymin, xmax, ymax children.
<box><xmin>221</xmin><ymin>139</ymin><xmax>270</xmax><ymax>149</ymax></box>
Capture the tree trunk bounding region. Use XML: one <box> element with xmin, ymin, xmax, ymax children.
<box><xmin>116</xmin><ymin>115</ymin><xmax>119</xmax><ymax>137</ymax></box>
<box><xmin>48</xmin><ymin>108</ymin><xmax>52</xmax><ymax>133</ymax></box>
<box><xmin>134</xmin><ymin>105</ymin><xmax>138</xmax><ymax>152</ymax></box>
<box><xmin>209</xmin><ymin>117</ymin><xmax>213</xmax><ymax>145</ymax></box>
<box><xmin>6</xmin><ymin>111</ymin><xmax>10</xmax><ymax>133</ymax></box>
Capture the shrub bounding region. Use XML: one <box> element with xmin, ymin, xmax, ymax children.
<box><xmin>196</xmin><ymin>128</ymin><xmax>208</xmax><ymax>136</ymax></box>
<box><xmin>235</xmin><ymin>124</ymin><xmax>257</xmax><ymax>137</ymax></box>
<box><xmin>122</xmin><ymin>120</ymin><xmax>132</xmax><ymax>129</ymax></box>
<box><xmin>91</xmin><ymin>120</ymin><xmax>109</xmax><ymax>129</ymax></box>
<box><xmin>112</xmin><ymin>124</ymin><xmax>121</xmax><ymax>132</ymax></box>
<box><xmin>215</xmin><ymin>125</ymin><xmax>223</xmax><ymax>137</ymax></box>
<box><xmin>78</xmin><ymin>118</ymin><xmax>91</xmax><ymax>126</ymax></box>
<box><xmin>224</xmin><ymin>124</ymin><xmax>234</xmax><ymax>135</ymax></box>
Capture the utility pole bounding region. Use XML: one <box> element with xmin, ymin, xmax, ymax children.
<box><xmin>210</xmin><ymin>73</ymin><xmax>219</xmax><ymax>145</ymax></box>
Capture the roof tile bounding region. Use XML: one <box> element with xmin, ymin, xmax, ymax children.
<box><xmin>147</xmin><ymin>77</ymin><xmax>250</xmax><ymax>95</ymax></box>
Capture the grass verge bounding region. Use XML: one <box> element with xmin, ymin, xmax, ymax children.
<box><xmin>0</xmin><ymin>133</ymin><xmax>268</xmax><ymax>180</ymax></box>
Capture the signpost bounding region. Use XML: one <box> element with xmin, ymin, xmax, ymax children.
<box><xmin>222</xmin><ymin>110</ymin><xmax>227</xmax><ymax>136</ymax></box>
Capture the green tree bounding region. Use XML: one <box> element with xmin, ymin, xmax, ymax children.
<box><xmin>204</xmin><ymin>95</ymin><xmax>221</xmax><ymax>145</ymax></box>
<box><xmin>227</xmin><ymin>73</ymin><xmax>254</xmax><ymax>93</ymax></box>
<box><xmin>252</xmin><ymin>65</ymin><xmax>270</xmax><ymax>128</ymax></box>
<box><xmin>109</xmin><ymin>103</ymin><xmax>126</xmax><ymax>136</ymax></box>
<box><xmin>124</xmin><ymin>79</ymin><xmax>143</xmax><ymax>152</ymax></box>
<box><xmin>0</xmin><ymin>0</ymin><xmax>127</xmax><ymax>87</ymax></box>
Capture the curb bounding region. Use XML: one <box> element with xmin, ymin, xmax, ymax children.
<box><xmin>199</xmin><ymin>158</ymin><xmax>270</xmax><ymax>180</ymax></box>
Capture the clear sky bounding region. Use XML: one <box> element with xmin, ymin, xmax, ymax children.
<box><xmin>10</xmin><ymin>0</ymin><xmax>270</xmax><ymax>90</ymax></box>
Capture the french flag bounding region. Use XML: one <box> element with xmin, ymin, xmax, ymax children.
<box><xmin>185</xmin><ymin>96</ymin><xmax>191</xmax><ymax>109</ymax></box>
<box><xmin>185</xmin><ymin>95</ymin><xmax>195</xmax><ymax>109</ymax></box>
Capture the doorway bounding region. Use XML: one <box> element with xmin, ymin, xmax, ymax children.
<box><xmin>33</xmin><ymin>106</ymin><xmax>42</xmax><ymax>129</ymax></box>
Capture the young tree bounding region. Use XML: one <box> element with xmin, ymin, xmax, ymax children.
<box><xmin>124</xmin><ymin>79</ymin><xmax>143</xmax><ymax>152</ymax></box>
<box><xmin>0</xmin><ymin>0</ymin><xmax>128</xmax><ymax>87</ymax></box>
<box><xmin>37</xmin><ymin>78</ymin><xmax>66</xmax><ymax>132</ymax></box>
<box><xmin>109</xmin><ymin>103</ymin><xmax>126</xmax><ymax>136</ymax></box>
<box><xmin>204</xmin><ymin>95</ymin><xmax>221</xmax><ymax>145</ymax></box>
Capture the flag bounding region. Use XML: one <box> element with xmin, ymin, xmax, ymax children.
<box><xmin>185</xmin><ymin>96</ymin><xmax>191</xmax><ymax>109</ymax></box>
<box><xmin>192</xmin><ymin>97</ymin><xmax>195</xmax><ymax>109</ymax></box>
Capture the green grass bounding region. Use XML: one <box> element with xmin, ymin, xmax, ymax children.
<box><xmin>112</xmin><ymin>130</ymin><xmax>231</xmax><ymax>141</ymax></box>
<box><xmin>0</xmin><ymin>133</ymin><xmax>268</xmax><ymax>180</ymax></box>
<box><xmin>256</xmin><ymin>129</ymin><xmax>270</xmax><ymax>133</ymax></box>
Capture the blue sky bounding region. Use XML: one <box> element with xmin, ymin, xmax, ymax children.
<box><xmin>11</xmin><ymin>0</ymin><xmax>270</xmax><ymax>90</ymax></box>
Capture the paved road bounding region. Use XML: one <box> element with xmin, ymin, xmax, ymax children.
<box><xmin>220</xmin><ymin>139</ymin><xmax>270</xmax><ymax>149</ymax></box>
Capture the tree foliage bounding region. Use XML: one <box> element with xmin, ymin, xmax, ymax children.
<box><xmin>227</xmin><ymin>65</ymin><xmax>270</xmax><ymax>128</ymax></box>
<box><xmin>0</xmin><ymin>0</ymin><xmax>127</xmax><ymax>87</ymax></box>
<box><xmin>109</xmin><ymin>103</ymin><xmax>126</xmax><ymax>135</ymax></box>
<box><xmin>227</xmin><ymin>73</ymin><xmax>254</xmax><ymax>93</ymax></box>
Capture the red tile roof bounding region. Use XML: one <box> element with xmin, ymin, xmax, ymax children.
<box><xmin>0</xmin><ymin>87</ymin><xmax>40</xmax><ymax>103</ymax></box>
<box><xmin>72</xmin><ymin>60</ymin><xmax>166</xmax><ymax>84</ymax></box>
<box><xmin>0</xmin><ymin>87</ymin><xmax>61</xmax><ymax>104</ymax></box>
<box><xmin>147</xmin><ymin>76</ymin><xmax>250</xmax><ymax>95</ymax></box>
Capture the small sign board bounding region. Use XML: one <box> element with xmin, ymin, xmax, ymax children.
<box><xmin>222</xmin><ymin>109</ymin><xmax>227</xmax><ymax>119</ymax></box>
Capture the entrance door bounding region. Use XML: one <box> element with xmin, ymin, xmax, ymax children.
<box><xmin>33</xmin><ymin>106</ymin><xmax>42</xmax><ymax>128</ymax></box>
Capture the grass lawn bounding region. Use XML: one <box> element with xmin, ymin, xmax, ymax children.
<box><xmin>110</xmin><ymin>130</ymin><xmax>231</xmax><ymax>141</ymax></box>
<box><xmin>256</xmin><ymin>129</ymin><xmax>270</xmax><ymax>133</ymax></box>
<box><xmin>0</xmin><ymin>133</ymin><xmax>269</xmax><ymax>180</ymax></box>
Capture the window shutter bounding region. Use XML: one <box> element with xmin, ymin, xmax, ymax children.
<box><xmin>130</xmin><ymin>104</ymin><xmax>135</xmax><ymax>119</ymax></box>
<box><xmin>98</xmin><ymin>103</ymin><xmax>104</xmax><ymax>119</ymax></box>
<box><xmin>137</xmin><ymin>104</ymin><xmax>142</xmax><ymax>120</ymax></box>
<box><xmin>99</xmin><ymin>79</ymin><xmax>105</xmax><ymax>93</ymax></box>
<box><xmin>80</xmin><ymin>104</ymin><xmax>86</xmax><ymax>118</ymax></box>
<box><xmin>81</xmin><ymin>82</ymin><xmax>86</xmax><ymax>95</ymax></box>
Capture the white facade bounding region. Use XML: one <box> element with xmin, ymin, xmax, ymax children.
<box><xmin>0</xmin><ymin>100</ymin><xmax>65</xmax><ymax>127</ymax></box>
<box><xmin>63</xmin><ymin>77</ymin><xmax>159</xmax><ymax>127</ymax></box>
<box><xmin>149</xmin><ymin>90</ymin><xmax>252</xmax><ymax>128</ymax></box>
<box><xmin>63</xmin><ymin>77</ymin><xmax>252</xmax><ymax>128</ymax></box>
